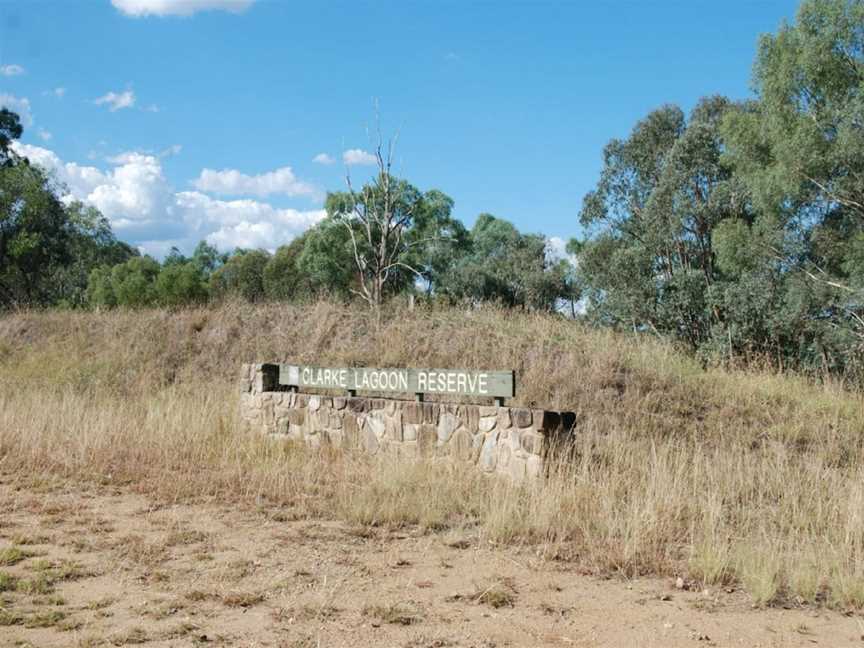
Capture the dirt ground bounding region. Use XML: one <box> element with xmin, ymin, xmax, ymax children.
<box><xmin>0</xmin><ymin>477</ymin><xmax>861</xmax><ymax>648</ymax></box>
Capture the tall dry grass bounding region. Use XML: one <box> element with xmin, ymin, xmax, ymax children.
<box><xmin>2</xmin><ymin>300</ymin><xmax>864</xmax><ymax>607</ymax></box>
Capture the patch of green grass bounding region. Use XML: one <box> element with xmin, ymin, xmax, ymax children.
<box><xmin>24</xmin><ymin>610</ymin><xmax>66</xmax><ymax>628</ymax></box>
<box><xmin>58</xmin><ymin>617</ymin><xmax>85</xmax><ymax>632</ymax></box>
<box><xmin>86</xmin><ymin>595</ymin><xmax>117</xmax><ymax>610</ymax></box>
<box><xmin>0</xmin><ymin>608</ymin><xmax>24</xmax><ymax>625</ymax></box>
<box><xmin>220</xmin><ymin>591</ymin><xmax>264</xmax><ymax>608</ymax></box>
<box><xmin>0</xmin><ymin>547</ymin><xmax>33</xmax><ymax>567</ymax></box>
<box><xmin>16</xmin><ymin>573</ymin><xmax>54</xmax><ymax>595</ymax></box>
<box><xmin>0</xmin><ymin>572</ymin><xmax>18</xmax><ymax>592</ymax></box>
<box><xmin>474</xmin><ymin>582</ymin><xmax>517</xmax><ymax>608</ymax></box>
<box><xmin>362</xmin><ymin>602</ymin><xmax>424</xmax><ymax>625</ymax></box>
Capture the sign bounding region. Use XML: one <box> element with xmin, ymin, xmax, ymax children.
<box><xmin>279</xmin><ymin>365</ymin><xmax>515</xmax><ymax>399</ymax></box>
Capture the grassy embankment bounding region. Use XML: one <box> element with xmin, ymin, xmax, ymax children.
<box><xmin>1</xmin><ymin>300</ymin><xmax>863</xmax><ymax>607</ymax></box>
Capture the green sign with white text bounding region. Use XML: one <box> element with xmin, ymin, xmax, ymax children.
<box><xmin>279</xmin><ymin>365</ymin><xmax>515</xmax><ymax>399</ymax></box>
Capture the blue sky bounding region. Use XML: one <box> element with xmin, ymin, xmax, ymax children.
<box><xmin>0</xmin><ymin>0</ymin><xmax>798</xmax><ymax>257</ymax></box>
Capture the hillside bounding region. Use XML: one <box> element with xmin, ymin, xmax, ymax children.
<box><xmin>2</xmin><ymin>301</ymin><xmax>864</xmax><ymax>616</ymax></box>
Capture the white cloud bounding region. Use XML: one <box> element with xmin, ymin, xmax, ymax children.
<box><xmin>94</xmin><ymin>90</ymin><xmax>136</xmax><ymax>112</ymax></box>
<box><xmin>177</xmin><ymin>192</ymin><xmax>325</xmax><ymax>250</ymax></box>
<box><xmin>0</xmin><ymin>94</ymin><xmax>33</xmax><ymax>127</ymax></box>
<box><xmin>37</xmin><ymin>129</ymin><xmax>52</xmax><ymax>141</ymax></box>
<box><xmin>161</xmin><ymin>144</ymin><xmax>182</xmax><ymax>157</ymax></box>
<box><xmin>44</xmin><ymin>87</ymin><xmax>66</xmax><ymax>98</ymax></box>
<box><xmin>0</xmin><ymin>64</ymin><xmax>25</xmax><ymax>77</ymax></box>
<box><xmin>112</xmin><ymin>0</ymin><xmax>255</xmax><ymax>17</ymax></box>
<box><xmin>313</xmin><ymin>153</ymin><xmax>334</xmax><ymax>165</ymax></box>
<box><xmin>13</xmin><ymin>143</ymin><xmax>175</xmax><ymax>230</ymax></box>
<box><xmin>192</xmin><ymin>166</ymin><xmax>316</xmax><ymax>198</ymax></box>
<box><xmin>10</xmin><ymin>141</ymin><xmax>324</xmax><ymax>254</ymax></box>
<box><xmin>342</xmin><ymin>148</ymin><xmax>377</xmax><ymax>166</ymax></box>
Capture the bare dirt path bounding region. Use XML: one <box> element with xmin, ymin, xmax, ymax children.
<box><xmin>0</xmin><ymin>476</ymin><xmax>859</xmax><ymax>648</ymax></box>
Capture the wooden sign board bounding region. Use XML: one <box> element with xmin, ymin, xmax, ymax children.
<box><xmin>279</xmin><ymin>365</ymin><xmax>515</xmax><ymax>399</ymax></box>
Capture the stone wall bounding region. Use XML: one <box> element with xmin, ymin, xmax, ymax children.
<box><xmin>239</xmin><ymin>363</ymin><xmax>576</xmax><ymax>480</ymax></box>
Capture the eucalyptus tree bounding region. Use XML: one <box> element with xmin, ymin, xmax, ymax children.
<box><xmin>577</xmin><ymin>97</ymin><xmax>750</xmax><ymax>348</ymax></box>
<box><xmin>717</xmin><ymin>0</ymin><xmax>864</xmax><ymax>373</ymax></box>
<box><xmin>439</xmin><ymin>213</ymin><xmax>567</xmax><ymax>311</ymax></box>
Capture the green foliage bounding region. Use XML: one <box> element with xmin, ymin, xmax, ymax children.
<box><xmin>0</xmin><ymin>162</ymin><xmax>75</xmax><ymax>307</ymax></box>
<box><xmin>154</xmin><ymin>262</ymin><xmax>209</xmax><ymax>306</ymax></box>
<box><xmin>211</xmin><ymin>249</ymin><xmax>271</xmax><ymax>302</ymax></box>
<box><xmin>88</xmin><ymin>256</ymin><xmax>161</xmax><ymax>308</ymax></box>
<box><xmin>0</xmin><ymin>111</ymin><xmax>135</xmax><ymax>309</ymax></box>
<box><xmin>296</xmin><ymin>219</ymin><xmax>358</xmax><ymax>298</ymax></box>
<box><xmin>263</xmin><ymin>236</ymin><xmax>307</xmax><ymax>301</ymax></box>
<box><xmin>576</xmin><ymin>0</ymin><xmax>864</xmax><ymax>378</ymax></box>
<box><xmin>438</xmin><ymin>213</ymin><xmax>569</xmax><ymax>311</ymax></box>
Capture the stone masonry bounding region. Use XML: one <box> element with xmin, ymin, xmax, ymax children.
<box><xmin>239</xmin><ymin>363</ymin><xmax>576</xmax><ymax>480</ymax></box>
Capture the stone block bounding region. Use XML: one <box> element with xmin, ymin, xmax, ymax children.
<box><xmin>261</xmin><ymin>398</ymin><xmax>275</xmax><ymax>426</ymax></box>
<box><xmin>437</xmin><ymin>412</ymin><xmax>459</xmax><ymax>445</ymax></box>
<box><xmin>507</xmin><ymin>456</ymin><xmax>526</xmax><ymax>481</ymax></box>
<box><xmin>366</xmin><ymin>414</ymin><xmax>386</xmax><ymax>440</ymax></box>
<box><xmin>520</xmin><ymin>431</ymin><xmax>543</xmax><ymax>456</ymax></box>
<box><xmin>288</xmin><ymin>423</ymin><xmax>304</xmax><ymax>440</ymax></box>
<box><xmin>479</xmin><ymin>415</ymin><xmax>497</xmax><ymax>433</ymax></box>
<box><xmin>404</xmin><ymin>402</ymin><xmax>439</xmax><ymax>425</ymax></box>
<box><xmin>239</xmin><ymin>392</ymin><xmax>257</xmax><ymax>416</ymax></box>
<box><xmin>254</xmin><ymin>364</ymin><xmax>280</xmax><ymax>393</ymax></box>
<box><xmin>308</xmin><ymin>395</ymin><xmax>321</xmax><ymax>412</ymax></box>
<box><xmin>385</xmin><ymin>414</ymin><xmax>403</xmax><ymax>442</ymax></box>
<box><xmin>343</xmin><ymin>415</ymin><xmax>360</xmax><ymax>446</ymax></box>
<box><xmin>403</xmin><ymin>402</ymin><xmax>421</xmax><ymax>424</ymax></box>
<box><xmin>497</xmin><ymin>443</ymin><xmax>511</xmax><ymax>469</ymax></box>
<box><xmin>333</xmin><ymin>397</ymin><xmax>347</xmax><ymax>410</ymax></box>
<box><xmin>363</xmin><ymin>421</ymin><xmax>380</xmax><ymax>454</ymax></box>
<box><xmin>533</xmin><ymin>409</ymin><xmax>560</xmax><ymax>433</ymax></box>
<box><xmin>467</xmin><ymin>405</ymin><xmax>479</xmax><ymax>431</ymax></box>
<box><xmin>370</xmin><ymin>398</ymin><xmax>387</xmax><ymax>410</ymax></box>
<box><xmin>417</xmin><ymin>424</ymin><xmax>436</xmax><ymax>456</ymax></box>
<box><xmin>479</xmin><ymin>405</ymin><xmax>498</xmax><ymax>418</ymax></box>
<box><xmin>403</xmin><ymin>423</ymin><xmax>418</xmax><ymax>441</ymax></box>
<box><xmin>329</xmin><ymin>412</ymin><xmax>343</xmax><ymax>430</ymax></box>
<box><xmin>240</xmin><ymin>363</ymin><xmax>254</xmax><ymax>393</ymax></box>
<box><xmin>512</xmin><ymin>408</ymin><xmax>533</xmax><ymax>428</ymax></box>
<box><xmin>526</xmin><ymin>455</ymin><xmax>543</xmax><ymax>479</ymax></box>
<box><xmin>480</xmin><ymin>431</ymin><xmax>499</xmax><ymax>472</ymax></box>
<box><xmin>424</xmin><ymin>403</ymin><xmax>440</xmax><ymax>425</ymax></box>
<box><xmin>450</xmin><ymin>428</ymin><xmax>472</xmax><ymax>461</ymax></box>
<box><xmin>347</xmin><ymin>397</ymin><xmax>369</xmax><ymax>413</ymax></box>
<box><xmin>497</xmin><ymin>408</ymin><xmax>512</xmax><ymax>430</ymax></box>
<box><xmin>306</xmin><ymin>409</ymin><xmax>326</xmax><ymax>432</ymax></box>
<box><xmin>285</xmin><ymin>408</ymin><xmax>305</xmax><ymax>426</ymax></box>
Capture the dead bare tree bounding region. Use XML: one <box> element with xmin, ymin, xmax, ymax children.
<box><xmin>338</xmin><ymin>131</ymin><xmax>425</xmax><ymax>312</ymax></box>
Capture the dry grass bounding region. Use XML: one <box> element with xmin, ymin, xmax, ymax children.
<box><xmin>2</xmin><ymin>300</ymin><xmax>864</xmax><ymax>608</ymax></box>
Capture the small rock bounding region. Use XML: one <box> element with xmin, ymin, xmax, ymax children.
<box><xmin>675</xmin><ymin>576</ymin><xmax>685</xmax><ymax>590</ymax></box>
